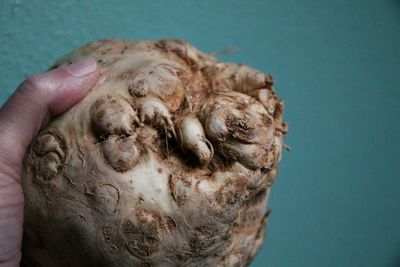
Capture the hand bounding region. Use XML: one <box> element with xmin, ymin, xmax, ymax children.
<box><xmin>0</xmin><ymin>58</ymin><xmax>99</xmax><ymax>267</ymax></box>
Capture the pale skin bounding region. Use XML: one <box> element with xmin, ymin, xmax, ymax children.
<box><xmin>0</xmin><ymin>58</ymin><xmax>99</xmax><ymax>267</ymax></box>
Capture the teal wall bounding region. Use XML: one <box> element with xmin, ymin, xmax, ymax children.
<box><xmin>1</xmin><ymin>1</ymin><xmax>400</xmax><ymax>266</ymax></box>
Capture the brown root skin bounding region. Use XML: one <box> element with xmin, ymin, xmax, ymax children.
<box><xmin>102</xmin><ymin>135</ymin><xmax>140</xmax><ymax>172</ymax></box>
<box><xmin>90</xmin><ymin>95</ymin><xmax>138</xmax><ymax>136</ymax></box>
<box><xmin>22</xmin><ymin>39</ymin><xmax>287</xmax><ymax>267</ymax></box>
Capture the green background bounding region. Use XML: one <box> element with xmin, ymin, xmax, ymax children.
<box><xmin>1</xmin><ymin>1</ymin><xmax>399</xmax><ymax>266</ymax></box>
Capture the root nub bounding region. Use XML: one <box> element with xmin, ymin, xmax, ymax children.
<box><xmin>90</xmin><ymin>95</ymin><xmax>138</xmax><ymax>137</ymax></box>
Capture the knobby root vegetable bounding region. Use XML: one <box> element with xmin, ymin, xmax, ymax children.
<box><xmin>22</xmin><ymin>39</ymin><xmax>288</xmax><ymax>267</ymax></box>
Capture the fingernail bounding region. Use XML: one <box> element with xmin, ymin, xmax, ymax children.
<box><xmin>63</xmin><ymin>58</ymin><xmax>97</xmax><ymax>77</ymax></box>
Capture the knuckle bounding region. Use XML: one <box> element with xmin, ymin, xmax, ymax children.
<box><xmin>24</xmin><ymin>74</ymin><xmax>46</xmax><ymax>91</ymax></box>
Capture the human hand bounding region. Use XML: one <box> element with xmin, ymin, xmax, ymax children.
<box><xmin>0</xmin><ymin>58</ymin><xmax>99</xmax><ymax>267</ymax></box>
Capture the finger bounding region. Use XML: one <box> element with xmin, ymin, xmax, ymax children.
<box><xmin>0</xmin><ymin>58</ymin><xmax>99</xmax><ymax>176</ymax></box>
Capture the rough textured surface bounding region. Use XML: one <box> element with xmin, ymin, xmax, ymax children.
<box><xmin>3</xmin><ymin>1</ymin><xmax>400</xmax><ymax>266</ymax></box>
<box><xmin>22</xmin><ymin>39</ymin><xmax>287</xmax><ymax>267</ymax></box>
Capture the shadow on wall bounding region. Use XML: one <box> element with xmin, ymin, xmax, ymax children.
<box><xmin>392</xmin><ymin>252</ymin><xmax>400</xmax><ymax>267</ymax></box>
<box><xmin>394</xmin><ymin>0</ymin><xmax>400</xmax><ymax>17</ymax></box>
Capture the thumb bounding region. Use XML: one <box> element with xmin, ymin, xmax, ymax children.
<box><xmin>0</xmin><ymin>58</ymin><xmax>99</xmax><ymax>177</ymax></box>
